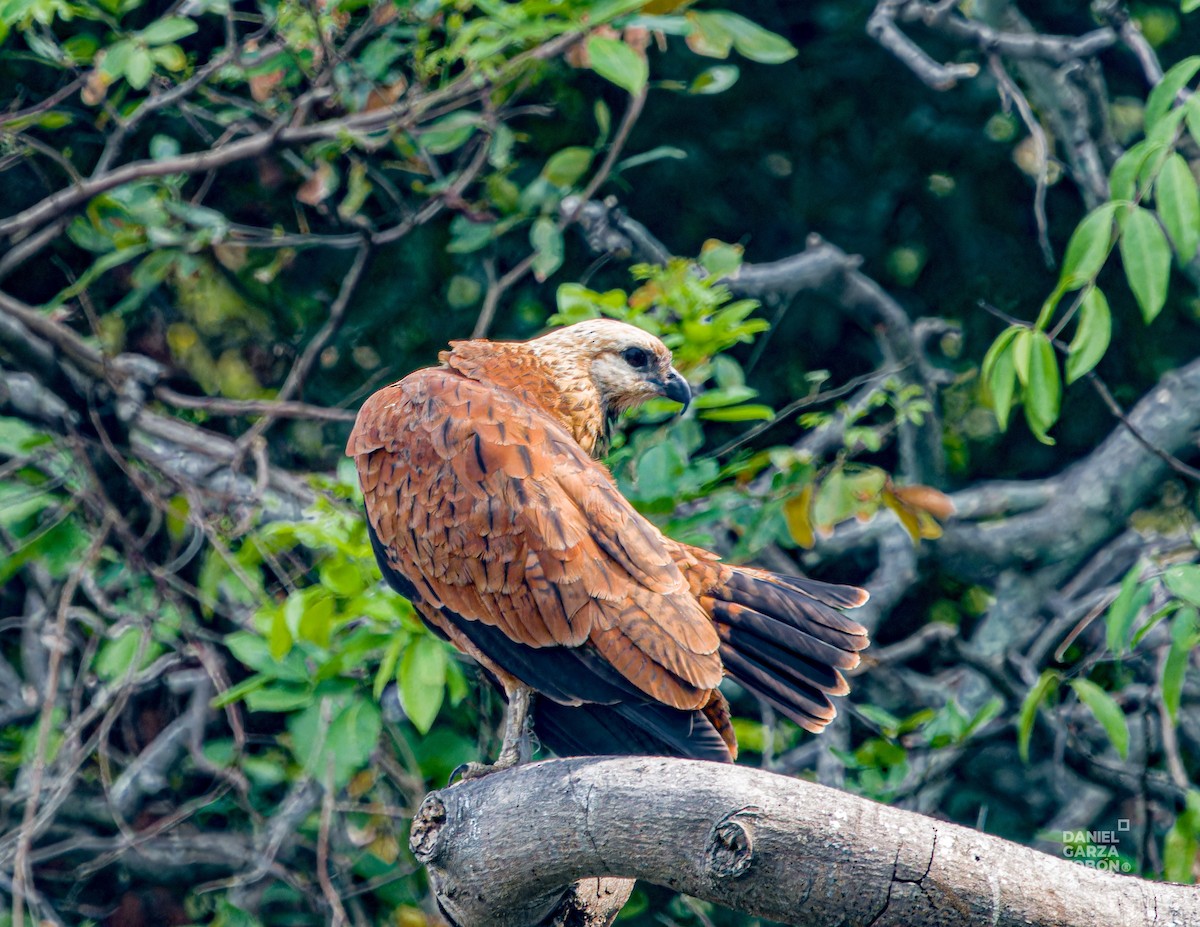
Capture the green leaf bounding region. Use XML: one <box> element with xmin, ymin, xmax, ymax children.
<box><xmin>326</xmin><ymin>697</ymin><xmax>382</xmax><ymax>783</ymax></box>
<box><xmin>101</xmin><ymin>40</ymin><xmax>135</xmax><ymax>77</ymax></box>
<box><xmin>1147</xmin><ymin>103</ymin><xmax>1191</xmax><ymax>148</ymax></box>
<box><xmin>542</xmin><ymin>147</ymin><xmax>593</xmax><ymax>188</ymax></box>
<box><xmin>692</xmin><ymin>385</ymin><xmax>758</xmax><ymax>408</ymax></box>
<box><xmin>1132</xmin><ymin>602</ymin><xmax>1180</xmax><ymax>648</ymax></box>
<box><xmin>813</xmin><ymin>468</ymin><xmax>852</xmax><ymax>532</ymax></box>
<box><xmin>1012</xmin><ymin>327</ymin><xmax>1033</xmax><ymax>385</ymax></box>
<box><xmin>319</xmin><ymin>558</ymin><xmax>364</xmax><ymax>597</ymax></box>
<box><xmin>96</xmin><ymin>628</ymin><xmax>152</xmax><ymax>681</ymax></box>
<box><xmin>269</xmin><ymin>607</ymin><xmax>292</xmax><ymax>659</ymax></box>
<box><xmin>685</xmin><ymin>10</ymin><xmax>734</xmax><ymax>57</ymax></box>
<box><xmin>418</xmin><ymin>112</ymin><xmax>479</xmax><ymax>155</ymax></box>
<box><xmin>616</xmin><ymin>146</ymin><xmax>687</xmax><ymax>172</ymax></box>
<box><xmin>1018</xmin><ymin>669</ymin><xmax>1060</xmax><ymax>763</ymax></box>
<box><xmin>1059</xmin><ymin>202</ymin><xmax>1118</xmax><ymax>289</ymax></box>
<box><xmin>1163</xmin><ymin>789</ymin><xmax>1200</xmax><ymax>884</ymax></box>
<box><xmin>634</xmin><ymin>442</ymin><xmax>685</xmax><ymax>502</ymax></box>
<box><xmin>698</xmin><ymin>239</ymin><xmax>743</xmax><ymax>277</ymax></box>
<box><xmin>125</xmin><ymin>48</ymin><xmax>154</xmax><ymax>89</ymax></box>
<box><xmin>586</xmin><ymin>36</ymin><xmax>648</xmax><ymax>95</ymax></box>
<box><xmin>225</xmin><ymin>631</ymin><xmax>309</xmax><ymax>681</ymax></box>
<box><xmin>689</xmin><ymin>64</ymin><xmax>739</xmax><ymax>94</ymax></box>
<box><xmin>698</xmin><ymin>403</ymin><xmax>774</xmax><ymax>421</ymax></box>
<box><xmin>289</xmin><ymin>695</ymin><xmax>382</xmax><ymax>787</ymax></box>
<box><xmin>1109</xmin><ymin>140</ymin><xmax>1160</xmax><ymax>202</ymax></box>
<box><xmin>530</xmin><ymin>216</ymin><xmax>564</xmax><ymax>282</ymax></box>
<box><xmin>297</xmin><ymin>591</ymin><xmax>335</xmax><ymax>648</ymax></box>
<box><xmin>594</xmin><ymin>100</ymin><xmax>611</xmax><ymax>141</ymax></box>
<box><xmin>585</xmin><ymin>0</ymin><xmax>648</xmax><ymax>22</ymax></box>
<box><xmin>1118</xmin><ymin>204</ymin><xmax>1172</xmax><ymax>323</ymax></box>
<box><xmin>1106</xmin><ymin>563</ymin><xmax>1152</xmax><ymax>655</ymax></box>
<box><xmin>211</xmin><ymin>674</ymin><xmax>268</xmax><ymax>708</ymax></box>
<box><xmin>0</xmin><ymin>416</ymin><xmax>50</xmax><ymax>456</ymax></box>
<box><xmin>245</xmin><ymin>685</ymin><xmax>311</xmax><ymax>713</ymax></box>
<box><xmin>1188</xmin><ymin>96</ymin><xmax>1200</xmax><ymax>148</ymax></box>
<box><xmin>980</xmin><ymin>326</ymin><xmax>1020</xmax><ymax>430</ymax></box>
<box><xmin>692</xmin><ymin>11</ymin><xmax>797</xmax><ymax>64</ymax></box>
<box><xmin>1023</xmin><ymin>331</ymin><xmax>1059</xmax><ymax>444</ymax></box>
<box><xmin>1164</xmin><ymin>607</ymin><xmax>1198</xmax><ymax>723</ymax></box>
<box><xmin>1145</xmin><ymin>56</ymin><xmax>1200</xmax><ymax>135</ymax></box>
<box><xmin>399</xmin><ymin>636</ymin><xmax>447</xmax><ymax>734</ymax></box>
<box><xmin>139</xmin><ymin>16</ymin><xmax>197</xmax><ymax>45</ymax></box>
<box><xmin>1165</xmin><ymin>564</ymin><xmax>1200</xmax><ymax>607</ymax></box>
<box><xmin>1156</xmin><ymin>153</ymin><xmax>1200</xmax><ymax>261</ymax></box>
<box><xmin>1065</xmin><ymin>288</ymin><xmax>1111</xmax><ymax>384</ymax></box>
<box><xmin>1070</xmin><ymin>678</ymin><xmax>1129</xmax><ymax>759</ymax></box>
<box><xmin>1186</xmin><ymin>0</ymin><xmax>1200</xmax><ymax>13</ymax></box>
<box><xmin>373</xmin><ymin>635</ymin><xmax>403</xmax><ymax>701</ymax></box>
<box><xmin>37</xmin><ymin>111</ymin><xmax>72</xmax><ymax>130</ymax></box>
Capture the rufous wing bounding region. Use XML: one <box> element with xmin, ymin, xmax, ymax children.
<box><xmin>347</xmin><ymin>369</ymin><xmax>723</xmax><ymax>711</ymax></box>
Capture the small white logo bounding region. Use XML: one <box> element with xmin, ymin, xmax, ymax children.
<box><xmin>1060</xmin><ymin>823</ymin><xmax>1133</xmax><ymax>872</ymax></box>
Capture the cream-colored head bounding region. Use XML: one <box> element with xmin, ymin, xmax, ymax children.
<box><xmin>529</xmin><ymin>319</ymin><xmax>691</xmax><ymax>418</ymax></box>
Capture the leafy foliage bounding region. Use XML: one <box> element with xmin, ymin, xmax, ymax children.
<box><xmin>4</xmin><ymin>0</ymin><xmax>1200</xmax><ymax>924</ymax></box>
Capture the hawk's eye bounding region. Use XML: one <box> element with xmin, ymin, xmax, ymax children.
<box><xmin>621</xmin><ymin>346</ymin><xmax>652</xmax><ymax>370</ymax></box>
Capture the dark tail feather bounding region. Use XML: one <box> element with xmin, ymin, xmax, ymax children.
<box><xmin>720</xmin><ymin>570</ymin><xmax>870</xmax><ymax>640</ymax></box>
<box><xmin>533</xmin><ymin>698</ymin><xmax>734</xmax><ymax>763</ymax></box>
<box><xmin>704</xmin><ymin>568</ymin><xmax>869</xmax><ymax>733</ymax></box>
<box><xmin>719</xmin><ymin>645</ymin><xmax>834</xmax><ymax>734</ymax></box>
<box><xmin>706</xmin><ymin>599</ymin><xmax>860</xmax><ymax>670</ymax></box>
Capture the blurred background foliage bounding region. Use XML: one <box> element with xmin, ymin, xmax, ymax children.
<box><xmin>3</xmin><ymin>0</ymin><xmax>1200</xmax><ymax>924</ymax></box>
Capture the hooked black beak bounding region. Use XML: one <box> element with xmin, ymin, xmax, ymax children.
<box><xmin>656</xmin><ymin>367</ymin><xmax>691</xmax><ymax>410</ymax></box>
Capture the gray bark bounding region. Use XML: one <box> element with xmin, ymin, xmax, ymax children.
<box><xmin>412</xmin><ymin>756</ymin><xmax>1200</xmax><ymax>927</ymax></box>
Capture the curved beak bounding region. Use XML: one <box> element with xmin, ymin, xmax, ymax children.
<box><xmin>655</xmin><ymin>367</ymin><xmax>691</xmax><ymax>410</ymax></box>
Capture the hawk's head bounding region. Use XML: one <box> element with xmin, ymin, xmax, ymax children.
<box><xmin>530</xmin><ymin>319</ymin><xmax>691</xmax><ymax>417</ymax></box>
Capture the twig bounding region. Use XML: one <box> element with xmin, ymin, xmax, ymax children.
<box><xmin>472</xmin><ymin>86</ymin><xmax>649</xmax><ymax>338</ymax></box>
<box><xmin>0</xmin><ymin>77</ymin><xmax>85</xmax><ymax>128</ymax></box>
<box><xmin>1085</xmin><ymin>372</ymin><xmax>1200</xmax><ymax>482</ymax></box>
<box><xmin>91</xmin><ymin>47</ymin><xmax>238</xmax><ymax>175</ymax></box>
<box><xmin>472</xmin><ymin>258</ymin><xmax>501</xmax><ymax>341</ymax></box>
<box><xmin>705</xmin><ymin>365</ymin><xmax>899</xmax><ymax>459</ymax></box>
<box><xmin>574</xmin><ymin>86</ymin><xmax>647</xmax><ymax>212</ymax></box>
<box><xmin>0</xmin><ymin>31</ymin><xmax>582</xmax><ymax>243</ymax></box>
<box><xmin>318</xmin><ymin>751</ymin><xmax>349</xmax><ymax>926</ymax></box>
<box><xmin>10</xmin><ymin>517</ymin><xmax>112</xmax><ymax>927</ymax></box>
<box><xmin>1093</xmin><ymin>0</ymin><xmax>1163</xmax><ymax>85</ymax></box>
<box><xmin>867</xmin><ymin>0</ymin><xmax>980</xmax><ymax>91</ymax></box>
<box><xmin>989</xmin><ymin>56</ymin><xmax>1054</xmax><ymax>267</ymax></box>
<box><xmin>1155</xmin><ymin>646</ymin><xmax>1189</xmax><ymax>791</ymax></box>
<box><xmin>235</xmin><ymin>241</ymin><xmax>371</xmax><ymax>454</ymax></box>
<box><xmin>155</xmin><ymin>385</ymin><xmax>358</xmax><ymax>421</ymax></box>
<box><xmin>907</xmin><ymin>3</ymin><xmax>1116</xmax><ymax>63</ymax></box>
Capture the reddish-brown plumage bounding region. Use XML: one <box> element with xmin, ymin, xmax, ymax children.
<box><xmin>348</xmin><ymin>320</ymin><xmax>869</xmax><ymax>762</ymax></box>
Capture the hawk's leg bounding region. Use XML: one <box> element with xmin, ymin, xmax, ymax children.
<box><xmin>450</xmin><ymin>684</ymin><xmax>535</xmax><ymax>783</ymax></box>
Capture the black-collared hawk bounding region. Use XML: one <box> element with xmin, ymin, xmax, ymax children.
<box><xmin>347</xmin><ymin>319</ymin><xmax>868</xmax><ymax>770</ymax></box>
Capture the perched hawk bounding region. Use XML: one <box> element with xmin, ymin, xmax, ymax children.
<box><xmin>347</xmin><ymin>320</ymin><xmax>868</xmax><ymax>768</ymax></box>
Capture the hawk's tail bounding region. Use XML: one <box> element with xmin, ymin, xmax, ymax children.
<box><xmin>700</xmin><ymin>568</ymin><xmax>869</xmax><ymax>733</ymax></box>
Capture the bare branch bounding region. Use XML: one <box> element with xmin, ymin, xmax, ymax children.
<box><xmin>867</xmin><ymin>1</ymin><xmax>980</xmax><ymax>91</ymax></box>
<box><xmin>11</xmin><ymin>520</ymin><xmax>111</xmax><ymax>927</ymax></box>
<box><xmin>412</xmin><ymin>756</ymin><xmax>1200</xmax><ymax>927</ymax></box>
<box><xmin>905</xmin><ymin>3</ymin><xmax>1116</xmax><ymax>63</ymax></box>
<box><xmin>154</xmin><ymin>386</ymin><xmax>358</xmax><ymax>422</ymax></box>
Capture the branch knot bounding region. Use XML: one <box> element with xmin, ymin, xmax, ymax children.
<box><xmin>410</xmin><ymin>793</ymin><xmax>447</xmax><ymax>863</ymax></box>
<box><xmin>706</xmin><ymin>806</ymin><xmax>760</xmax><ymax>880</ymax></box>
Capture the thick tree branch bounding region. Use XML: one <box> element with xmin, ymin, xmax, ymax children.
<box><xmin>412</xmin><ymin>756</ymin><xmax>1198</xmax><ymax>927</ymax></box>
